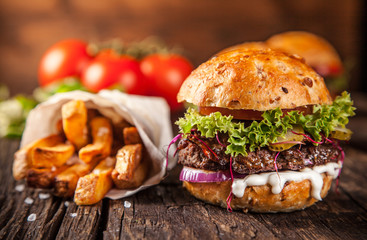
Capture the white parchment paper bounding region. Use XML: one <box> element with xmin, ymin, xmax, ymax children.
<box><xmin>21</xmin><ymin>90</ymin><xmax>175</xmax><ymax>199</ymax></box>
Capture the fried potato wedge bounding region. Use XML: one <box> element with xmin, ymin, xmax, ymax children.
<box><xmin>112</xmin><ymin>158</ymin><xmax>148</xmax><ymax>189</ymax></box>
<box><xmin>79</xmin><ymin>117</ymin><xmax>113</xmax><ymax>163</ymax></box>
<box><xmin>123</xmin><ymin>127</ymin><xmax>142</xmax><ymax>145</ymax></box>
<box><xmin>13</xmin><ymin>134</ymin><xmax>64</xmax><ymax>180</ymax></box>
<box><xmin>26</xmin><ymin>165</ymin><xmax>69</xmax><ymax>188</ymax></box>
<box><xmin>111</xmin><ymin>144</ymin><xmax>148</xmax><ymax>189</ymax></box>
<box><xmin>74</xmin><ymin>157</ymin><xmax>115</xmax><ymax>205</ymax></box>
<box><xmin>31</xmin><ymin>143</ymin><xmax>75</xmax><ymax>168</ymax></box>
<box><xmin>62</xmin><ymin>100</ymin><xmax>88</xmax><ymax>150</ymax></box>
<box><xmin>114</xmin><ymin>144</ymin><xmax>142</xmax><ymax>180</ymax></box>
<box><xmin>54</xmin><ymin>160</ymin><xmax>97</xmax><ymax>197</ymax></box>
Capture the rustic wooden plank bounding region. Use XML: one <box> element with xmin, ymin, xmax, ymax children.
<box><xmin>55</xmin><ymin>200</ymin><xmax>104</xmax><ymax>240</ymax></box>
<box><xmin>0</xmin><ymin>181</ymin><xmax>67</xmax><ymax>239</ymax></box>
<box><xmin>103</xmin><ymin>200</ymin><xmax>125</xmax><ymax>240</ymax></box>
<box><xmin>0</xmin><ymin>139</ymin><xmax>25</xmax><ymax>239</ymax></box>
<box><xmin>339</xmin><ymin>147</ymin><xmax>367</xmax><ymax>210</ymax></box>
<box><xmin>118</xmin><ymin>181</ymin><xmax>278</xmax><ymax>239</ymax></box>
<box><xmin>253</xmin><ymin>189</ymin><xmax>367</xmax><ymax>239</ymax></box>
<box><xmin>21</xmin><ymin>192</ymin><xmax>66</xmax><ymax>240</ymax></box>
<box><xmin>35</xmin><ymin>199</ymin><xmax>70</xmax><ymax>240</ymax></box>
<box><xmin>203</xmin><ymin>204</ymin><xmax>276</xmax><ymax>239</ymax></box>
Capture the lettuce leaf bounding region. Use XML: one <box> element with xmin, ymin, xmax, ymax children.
<box><xmin>176</xmin><ymin>91</ymin><xmax>356</xmax><ymax>156</ymax></box>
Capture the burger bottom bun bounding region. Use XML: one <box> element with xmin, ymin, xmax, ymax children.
<box><xmin>183</xmin><ymin>173</ymin><xmax>333</xmax><ymax>213</ymax></box>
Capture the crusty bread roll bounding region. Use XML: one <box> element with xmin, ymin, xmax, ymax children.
<box><xmin>266</xmin><ymin>31</ymin><xmax>343</xmax><ymax>77</ymax></box>
<box><xmin>177</xmin><ymin>48</ymin><xmax>332</xmax><ymax>111</ymax></box>
<box><xmin>183</xmin><ymin>173</ymin><xmax>333</xmax><ymax>213</ymax></box>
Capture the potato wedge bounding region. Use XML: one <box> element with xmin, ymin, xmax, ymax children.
<box><xmin>112</xmin><ymin>157</ymin><xmax>148</xmax><ymax>189</ymax></box>
<box><xmin>31</xmin><ymin>143</ymin><xmax>75</xmax><ymax>168</ymax></box>
<box><xmin>114</xmin><ymin>144</ymin><xmax>142</xmax><ymax>180</ymax></box>
<box><xmin>79</xmin><ymin>117</ymin><xmax>113</xmax><ymax>163</ymax></box>
<box><xmin>13</xmin><ymin>134</ymin><xmax>64</xmax><ymax>180</ymax></box>
<box><xmin>111</xmin><ymin>144</ymin><xmax>148</xmax><ymax>189</ymax></box>
<box><xmin>123</xmin><ymin>127</ymin><xmax>142</xmax><ymax>145</ymax></box>
<box><xmin>26</xmin><ymin>165</ymin><xmax>69</xmax><ymax>188</ymax></box>
<box><xmin>54</xmin><ymin>160</ymin><xmax>97</xmax><ymax>197</ymax></box>
<box><xmin>62</xmin><ymin>100</ymin><xmax>88</xmax><ymax>150</ymax></box>
<box><xmin>74</xmin><ymin>157</ymin><xmax>115</xmax><ymax>205</ymax></box>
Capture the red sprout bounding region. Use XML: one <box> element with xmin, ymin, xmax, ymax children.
<box><xmin>173</xmin><ymin>148</ymin><xmax>179</xmax><ymax>157</ymax></box>
<box><xmin>324</xmin><ymin>137</ymin><xmax>333</xmax><ymax>143</ymax></box>
<box><xmin>216</xmin><ymin>133</ymin><xmax>227</xmax><ymax>148</ymax></box>
<box><xmin>274</xmin><ymin>152</ymin><xmax>282</xmax><ymax>187</ymax></box>
<box><xmin>291</xmin><ymin>131</ymin><xmax>323</xmax><ymax>144</ymax></box>
<box><xmin>296</xmin><ymin>149</ymin><xmax>312</xmax><ymax>165</ymax></box>
<box><xmin>226</xmin><ymin>156</ymin><xmax>234</xmax><ymax>212</ymax></box>
<box><xmin>229</xmin><ymin>156</ymin><xmax>234</xmax><ymax>181</ymax></box>
<box><xmin>192</xmin><ymin>134</ymin><xmax>220</xmax><ymax>161</ymax></box>
<box><xmin>325</xmin><ymin>137</ymin><xmax>345</xmax><ymax>163</ymax></box>
<box><xmin>274</xmin><ymin>152</ymin><xmax>280</xmax><ymax>173</ymax></box>
<box><xmin>334</xmin><ymin>140</ymin><xmax>345</xmax><ymax>193</ymax></box>
<box><xmin>226</xmin><ymin>192</ymin><xmax>233</xmax><ymax>212</ymax></box>
<box><xmin>324</xmin><ymin>137</ymin><xmax>345</xmax><ymax>194</ymax></box>
<box><xmin>166</xmin><ymin>133</ymin><xmax>183</xmax><ymax>170</ymax></box>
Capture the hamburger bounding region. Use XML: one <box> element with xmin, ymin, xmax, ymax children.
<box><xmin>266</xmin><ymin>31</ymin><xmax>343</xmax><ymax>78</ymax></box>
<box><xmin>174</xmin><ymin>48</ymin><xmax>355</xmax><ymax>213</ymax></box>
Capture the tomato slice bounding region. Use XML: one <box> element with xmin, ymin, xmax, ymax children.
<box><xmin>198</xmin><ymin>106</ymin><xmax>314</xmax><ymax>120</ymax></box>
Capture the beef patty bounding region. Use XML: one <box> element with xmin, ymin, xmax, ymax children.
<box><xmin>177</xmin><ymin>131</ymin><xmax>341</xmax><ymax>174</ymax></box>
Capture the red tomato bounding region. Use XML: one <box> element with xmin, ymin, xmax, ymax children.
<box><xmin>38</xmin><ymin>39</ymin><xmax>92</xmax><ymax>86</ymax></box>
<box><xmin>81</xmin><ymin>51</ymin><xmax>148</xmax><ymax>94</ymax></box>
<box><xmin>140</xmin><ymin>54</ymin><xmax>193</xmax><ymax>110</ymax></box>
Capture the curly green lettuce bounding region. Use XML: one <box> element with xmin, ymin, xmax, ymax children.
<box><xmin>176</xmin><ymin>91</ymin><xmax>356</xmax><ymax>156</ymax></box>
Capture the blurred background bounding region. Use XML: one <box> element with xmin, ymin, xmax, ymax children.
<box><xmin>0</xmin><ymin>0</ymin><xmax>366</xmax><ymax>148</ymax></box>
<box><xmin>0</xmin><ymin>0</ymin><xmax>366</xmax><ymax>95</ymax></box>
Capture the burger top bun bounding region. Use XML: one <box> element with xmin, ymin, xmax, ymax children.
<box><xmin>177</xmin><ymin>48</ymin><xmax>332</xmax><ymax>111</ymax></box>
<box><xmin>266</xmin><ymin>31</ymin><xmax>343</xmax><ymax>76</ymax></box>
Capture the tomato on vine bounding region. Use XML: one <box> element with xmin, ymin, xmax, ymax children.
<box><xmin>38</xmin><ymin>39</ymin><xmax>92</xmax><ymax>86</ymax></box>
<box><xmin>81</xmin><ymin>50</ymin><xmax>148</xmax><ymax>95</ymax></box>
<box><xmin>140</xmin><ymin>54</ymin><xmax>193</xmax><ymax>110</ymax></box>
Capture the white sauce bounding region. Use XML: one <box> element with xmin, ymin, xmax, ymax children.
<box><xmin>232</xmin><ymin>162</ymin><xmax>342</xmax><ymax>201</ymax></box>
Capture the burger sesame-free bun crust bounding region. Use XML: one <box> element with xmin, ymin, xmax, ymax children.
<box><xmin>183</xmin><ymin>173</ymin><xmax>333</xmax><ymax>213</ymax></box>
<box><xmin>177</xmin><ymin>49</ymin><xmax>332</xmax><ymax>111</ymax></box>
<box><xmin>266</xmin><ymin>31</ymin><xmax>343</xmax><ymax>76</ymax></box>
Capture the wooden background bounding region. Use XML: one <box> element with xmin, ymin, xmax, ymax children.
<box><xmin>0</xmin><ymin>0</ymin><xmax>365</xmax><ymax>95</ymax></box>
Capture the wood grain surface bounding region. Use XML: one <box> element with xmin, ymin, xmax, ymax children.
<box><xmin>1</xmin><ymin>138</ymin><xmax>367</xmax><ymax>239</ymax></box>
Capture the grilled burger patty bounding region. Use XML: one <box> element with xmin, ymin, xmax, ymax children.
<box><xmin>177</xmin><ymin>131</ymin><xmax>341</xmax><ymax>174</ymax></box>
